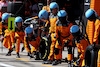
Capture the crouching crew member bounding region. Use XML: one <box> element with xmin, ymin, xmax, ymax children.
<box><xmin>70</xmin><ymin>25</ymin><xmax>89</xmax><ymax>66</ymax></box>
<box><xmin>15</xmin><ymin>17</ymin><xmax>25</xmax><ymax>58</ymax></box>
<box><xmin>24</xmin><ymin>27</ymin><xmax>41</xmax><ymax>59</ymax></box>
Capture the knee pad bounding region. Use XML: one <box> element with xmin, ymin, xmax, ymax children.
<box><xmin>54</xmin><ymin>48</ymin><xmax>60</xmax><ymax>55</ymax></box>
<box><xmin>67</xmin><ymin>45</ymin><xmax>72</xmax><ymax>54</ymax></box>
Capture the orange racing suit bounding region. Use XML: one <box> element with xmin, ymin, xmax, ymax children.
<box><xmin>2</xmin><ymin>22</ymin><xmax>12</xmax><ymax>50</ymax></box>
<box><xmin>48</xmin><ymin>13</ymin><xmax>58</xmax><ymax>60</ymax></box>
<box><xmin>15</xmin><ymin>27</ymin><xmax>25</xmax><ymax>53</ymax></box>
<box><xmin>54</xmin><ymin>20</ymin><xmax>73</xmax><ymax>61</ymax></box>
<box><xmin>86</xmin><ymin>20</ymin><xmax>95</xmax><ymax>44</ymax></box>
<box><xmin>24</xmin><ymin>34</ymin><xmax>41</xmax><ymax>53</ymax></box>
<box><xmin>93</xmin><ymin>19</ymin><xmax>100</xmax><ymax>44</ymax></box>
<box><xmin>74</xmin><ymin>35</ymin><xmax>89</xmax><ymax>66</ymax></box>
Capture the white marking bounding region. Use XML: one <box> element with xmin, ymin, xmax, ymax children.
<box><xmin>0</xmin><ymin>62</ymin><xmax>15</xmax><ymax>67</ymax></box>
<box><xmin>84</xmin><ymin>3</ymin><xmax>90</xmax><ymax>5</ymax></box>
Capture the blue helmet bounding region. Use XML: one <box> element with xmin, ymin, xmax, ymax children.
<box><xmin>15</xmin><ymin>17</ymin><xmax>23</xmax><ymax>23</ymax></box>
<box><xmin>57</xmin><ymin>10</ymin><xmax>67</xmax><ymax>17</ymax></box>
<box><xmin>49</xmin><ymin>2</ymin><xmax>59</xmax><ymax>10</ymax></box>
<box><xmin>70</xmin><ymin>25</ymin><xmax>80</xmax><ymax>34</ymax></box>
<box><xmin>25</xmin><ymin>27</ymin><xmax>33</xmax><ymax>34</ymax></box>
<box><xmin>15</xmin><ymin>17</ymin><xmax>23</xmax><ymax>26</ymax></box>
<box><xmin>38</xmin><ymin>10</ymin><xmax>49</xmax><ymax>20</ymax></box>
<box><xmin>2</xmin><ymin>13</ymin><xmax>9</xmax><ymax>20</ymax></box>
<box><xmin>85</xmin><ymin>9</ymin><xmax>98</xmax><ymax>18</ymax></box>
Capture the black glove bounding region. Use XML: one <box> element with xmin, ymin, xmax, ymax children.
<box><xmin>64</xmin><ymin>39</ymin><xmax>70</xmax><ymax>46</ymax></box>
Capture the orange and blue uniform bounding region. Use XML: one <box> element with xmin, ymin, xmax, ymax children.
<box><xmin>55</xmin><ymin>20</ymin><xmax>73</xmax><ymax>61</ymax></box>
<box><xmin>24</xmin><ymin>34</ymin><xmax>41</xmax><ymax>53</ymax></box>
<box><xmin>70</xmin><ymin>25</ymin><xmax>89</xmax><ymax>66</ymax></box>
<box><xmin>48</xmin><ymin>13</ymin><xmax>58</xmax><ymax>60</ymax></box>
<box><xmin>2</xmin><ymin>22</ymin><xmax>12</xmax><ymax>50</ymax></box>
<box><xmin>15</xmin><ymin>27</ymin><xmax>25</xmax><ymax>53</ymax></box>
<box><xmin>74</xmin><ymin>35</ymin><xmax>89</xmax><ymax>66</ymax></box>
<box><xmin>1</xmin><ymin>13</ymin><xmax>15</xmax><ymax>56</ymax></box>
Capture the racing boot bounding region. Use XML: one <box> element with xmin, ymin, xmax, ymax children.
<box><xmin>52</xmin><ymin>59</ymin><xmax>61</xmax><ymax>65</ymax></box>
<box><xmin>32</xmin><ymin>51</ymin><xmax>37</xmax><ymax>58</ymax></box>
<box><xmin>68</xmin><ymin>61</ymin><xmax>71</xmax><ymax>67</ymax></box>
<box><xmin>6</xmin><ymin>49</ymin><xmax>13</xmax><ymax>56</ymax></box>
<box><xmin>35</xmin><ymin>52</ymin><xmax>41</xmax><ymax>60</ymax></box>
<box><xmin>16</xmin><ymin>53</ymin><xmax>20</xmax><ymax>58</ymax></box>
<box><xmin>43</xmin><ymin>59</ymin><xmax>52</xmax><ymax>64</ymax></box>
<box><xmin>28</xmin><ymin>52</ymin><xmax>33</xmax><ymax>58</ymax></box>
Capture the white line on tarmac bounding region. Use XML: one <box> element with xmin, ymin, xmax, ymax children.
<box><xmin>0</xmin><ymin>62</ymin><xmax>15</xmax><ymax>67</ymax></box>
